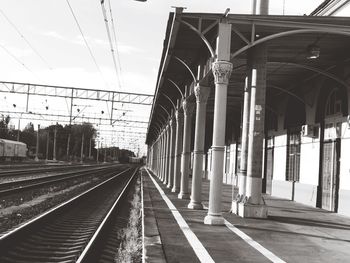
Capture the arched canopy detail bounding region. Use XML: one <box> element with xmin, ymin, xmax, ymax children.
<box><xmin>160</xmin><ymin>92</ymin><xmax>176</xmax><ymax>110</ymax></box>
<box><xmin>315</xmin><ymin>81</ymin><xmax>348</xmax><ymax>123</ymax></box>
<box><xmin>173</xmin><ymin>56</ymin><xmax>197</xmax><ymax>83</ymax></box>
<box><xmin>268</xmin><ymin>61</ymin><xmax>349</xmax><ymax>91</ymax></box>
<box><xmin>231</xmin><ymin>29</ymin><xmax>350</xmax><ymax>60</ymax></box>
<box><xmin>179</xmin><ymin>19</ymin><xmax>215</xmax><ymax>58</ymax></box>
<box><xmin>158</xmin><ymin>104</ymin><xmax>171</xmax><ymax>119</ymax></box>
<box><xmin>167</xmin><ymin>78</ymin><xmax>184</xmax><ymax>98</ymax></box>
<box><xmin>268</xmin><ymin>84</ymin><xmax>311</xmax><ymax>107</ymax></box>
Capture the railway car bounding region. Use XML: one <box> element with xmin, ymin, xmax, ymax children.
<box><xmin>129</xmin><ymin>156</ymin><xmax>143</xmax><ymax>164</ymax></box>
<box><xmin>0</xmin><ymin>139</ymin><xmax>28</xmax><ymax>161</ymax></box>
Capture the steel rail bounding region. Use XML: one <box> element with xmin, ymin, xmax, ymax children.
<box><xmin>0</xmin><ymin>166</ymin><xmax>137</xmax><ymax>262</ymax></box>
<box><xmin>77</xmin><ymin>167</ymin><xmax>139</xmax><ymax>262</ymax></box>
<box><xmin>0</xmin><ymin>163</ymin><xmax>95</xmax><ymax>177</ymax></box>
<box><xmin>0</xmin><ymin>164</ymin><xmax>122</xmax><ymax>197</ymax></box>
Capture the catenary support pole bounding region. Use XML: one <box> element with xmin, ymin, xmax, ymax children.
<box><xmin>53</xmin><ymin>126</ymin><xmax>57</xmax><ymax>161</ymax></box>
<box><xmin>35</xmin><ymin>124</ymin><xmax>40</xmax><ymax>162</ymax></box>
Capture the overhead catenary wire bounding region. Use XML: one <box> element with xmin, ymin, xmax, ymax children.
<box><xmin>100</xmin><ymin>0</ymin><xmax>122</xmax><ymax>92</ymax></box>
<box><xmin>65</xmin><ymin>0</ymin><xmax>109</xmax><ymax>89</ymax></box>
<box><xmin>0</xmin><ymin>42</ymin><xmax>41</xmax><ymax>82</ymax></box>
<box><xmin>107</xmin><ymin>0</ymin><xmax>124</xmax><ymax>88</ymax></box>
<box><xmin>0</xmin><ymin>8</ymin><xmax>53</xmax><ymax>70</ymax></box>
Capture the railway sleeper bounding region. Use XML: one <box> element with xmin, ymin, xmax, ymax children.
<box><xmin>19</xmin><ymin>241</ymin><xmax>83</xmax><ymax>251</ymax></box>
<box><xmin>9</xmin><ymin>245</ymin><xmax>83</xmax><ymax>256</ymax></box>
<box><xmin>5</xmin><ymin>251</ymin><xmax>77</xmax><ymax>262</ymax></box>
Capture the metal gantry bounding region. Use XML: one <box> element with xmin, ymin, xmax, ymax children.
<box><xmin>0</xmin><ymin>81</ymin><xmax>153</xmax><ymax>123</ymax></box>
<box><xmin>0</xmin><ymin>81</ymin><xmax>152</xmax><ymax>154</ymax></box>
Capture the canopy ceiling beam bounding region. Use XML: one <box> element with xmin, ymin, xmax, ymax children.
<box><xmin>178</xmin><ymin>19</ymin><xmax>215</xmax><ymax>58</ymax></box>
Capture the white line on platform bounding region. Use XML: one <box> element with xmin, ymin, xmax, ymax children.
<box><xmin>145</xmin><ymin>168</ymin><xmax>215</xmax><ymax>263</ymax></box>
<box><xmin>224</xmin><ymin>220</ymin><xmax>286</xmax><ymax>263</ymax></box>
<box><xmin>141</xmin><ymin>168</ymin><xmax>146</xmax><ymax>263</ymax></box>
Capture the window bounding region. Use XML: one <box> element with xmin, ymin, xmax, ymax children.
<box><xmin>286</xmin><ymin>131</ymin><xmax>301</xmax><ymax>182</ymax></box>
<box><xmin>325</xmin><ymin>89</ymin><xmax>342</xmax><ymax>117</ymax></box>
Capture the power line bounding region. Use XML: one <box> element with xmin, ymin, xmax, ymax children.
<box><xmin>100</xmin><ymin>0</ymin><xmax>122</xmax><ymax>91</ymax></box>
<box><xmin>65</xmin><ymin>0</ymin><xmax>109</xmax><ymax>88</ymax></box>
<box><xmin>0</xmin><ymin>9</ymin><xmax>53</xmax><ymax>70</ymax></box>
<box><xmin>108</xmin><ymin>0</ymin><xmax>124</xmax><ymax>88</ymax></box>
<box><xmin>0</xmin><ymin>42</ymin><xmax>41</xmax><ymax>81</ymax></box>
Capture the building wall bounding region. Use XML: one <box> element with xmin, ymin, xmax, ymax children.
<box><xmin>270</xmin><ymin>131</ymin><xmax>293</xmax><ymax>199</ymax></box>
<box><xmin>338</xmin><ymin>121</ymin><xmax>350</xmax><ymax>216</ymax></box>
<box><xmin>295</xmin><ymin>132</ymin><xmax>320</xmax><ymax>207</ymax></box>
<box><xmin>267</xmin><ymin>71</ymin><xmax>350</xmax><ymax>216</ymax></box>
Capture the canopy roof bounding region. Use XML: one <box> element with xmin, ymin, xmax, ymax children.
<box><xmin>146</xmin><ymin>9</ymin><xmax>350</xmax><ymax>144</ymax></box>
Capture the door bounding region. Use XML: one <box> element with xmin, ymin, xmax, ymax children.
<box><xmin>321</xmin><ymin>122</ymin><xmax>341</xmax><ymax>212</ymax></box>
<box><xmin>286</xmin><ymin>131</ymin><xmax>301</xmax><ymax>182</ymax></box>
<box><xmin>320</xmin><ymin>89</ymin><xmax>343</xmax><ymax>211</ymax></box>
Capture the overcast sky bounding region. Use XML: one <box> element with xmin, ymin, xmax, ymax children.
<box><xmin>0</xmin><ymin>0</ymin><xmax>328</xmax><ymax>94</ymax></box>
<box><xmin>1</xmin><ymin>0</ymin><xmax>346</xmax><ymax>153</ymax></box>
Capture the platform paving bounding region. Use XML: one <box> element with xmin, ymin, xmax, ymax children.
<box><xmin>143</xmin><ymin>169</ymin><xmax>350</xmax><ymax>263</ymax></box>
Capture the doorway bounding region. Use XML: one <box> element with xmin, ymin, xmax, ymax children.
<box><xmin>321</xmin><ymin>122</ymin><xmax>341</xmax><ymax>212</ymax></box>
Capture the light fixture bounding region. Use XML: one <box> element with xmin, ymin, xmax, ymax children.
<box><xmin>307</xmin><ymin>44</ymin><xmax>320</xmax><ymax>59</ymax></box>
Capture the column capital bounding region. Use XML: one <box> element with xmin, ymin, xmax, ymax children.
<box><xmin>194</xmin><ymin>85</ymin><xmax>210</xmax><ymax>104</ymax></box>
<box><xmin>182</xmin><ymin>99</ymin><xmax>195</xmax><ymax>117</ymax></box>
<box><xmin>175</xmin><ymin>108</ymin><xmax>184</xmax><ymax>125</ymax></box>
<box><xmin>169</xmin><ymin>116</ymin><xmax>175</xmax><ymax>127</ymax></box>
<box><xmin>212</xmin><ymin>60</ymin><xmax>233</xmax><ymax>85</ymax></box>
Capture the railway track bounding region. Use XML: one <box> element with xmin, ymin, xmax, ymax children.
<box><xmin>0</xmin><ymin>164</ymin><xmax>125</xmax><ymax>197</ymax></box>
<box><xmin>0</xmin><ymin>163</ymin><xmax>99</xmax><ymax>177</ymax></box>
<box><xmin>0</xmin><ymin>166</ymin><xmax>140</xmax><ymax>263</ymax></box>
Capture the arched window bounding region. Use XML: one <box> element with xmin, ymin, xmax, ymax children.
<box><xmin>325</xmin><ymin>89</ymin><xmax>342</xmax><ymax>117</ymax></box>
<box><xmin>324</xmin><ymin>89</ymin><xmax>343</xmax><ymax>140</ymax></box>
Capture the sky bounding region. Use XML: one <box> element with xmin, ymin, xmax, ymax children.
<box><xmin>0</xmin><ymin>0</ymin><xmax>345</xmax><ymax>154</ymax></box>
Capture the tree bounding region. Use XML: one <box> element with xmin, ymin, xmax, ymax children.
<box><xmin>21</xmin><ymin>122</ymin><xmax>36</xmax><ymax>147</ymax></box>
<box><xmin>68</xmin><ymin>123</ymin><xmax>96</xmax><ymax>160</ymax></box>
<box><xmin>0</xmin><ymin>115</ymin><xmax>11</xmax><ymax>139</ymax></box>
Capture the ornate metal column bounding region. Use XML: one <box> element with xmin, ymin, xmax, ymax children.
<box><xmin>204</xmin><ymin>20</ymin><xmax>233</xmax><ymax>225</ymax></box>
<box><xmin>160</xmin><ymin>130</ymin><xmax>165</xmax><ymax>180</ymax></box>
<box><xmin>204</xmin><ymin>60</ymin><xmax>232</xmax><ymax>224</ymax></box>
<box><xmin>154</xmin><ymin>139</ymin><xmax>159</xmax><ymax>173</ymax></box>
<box><xmin>172</xmin><ymin>101</ymin><xmax>184</xmax><ymax>193</ymax></box>
<box><xmin>152</xmin><ymin>141</ymin><xmax>158</xmax><ymax>172</ymax></box>
<box><xmin>188</xmin><ymin>85</ymin><xmax>210</xmax><ymax>209</ymax></box>
<box><xmin>232</xmin><ymin>75</ymin><xmax>251</xmax><ymax>213</ymax></box>
<box><xmin>162</xmin><ymin>129</ymin><xmax>167</xmax><ymax>181</ymax></box>
<box><xmin>164</xmin><ymin>123</ymin><xmax>170</xmax><ymax>185</ymax></box>
<box><xmin>238</xmin><ymin>45</ymin><xmax>268</xmax><ymax>218</ymax></box>
<box><xmin>167</xmin><ymin>113</ymin><xmax>176</xmax><ymax>189</ymax></box>
<box><xmin>178</xmin><ymin>98</ymin><xmax>195</xmax><ymax>199</ymax></box>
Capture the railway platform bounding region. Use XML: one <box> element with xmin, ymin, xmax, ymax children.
<box><xmin>142</xmin><ymin>169</ymin><xmax>350</xmax><ymax>263</ymax></box>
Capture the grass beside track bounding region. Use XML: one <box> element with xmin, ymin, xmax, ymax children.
<box><xmin>115</xmin><ymin>175</ymin><xmax>142</xmax><ymax>263</ymax></box>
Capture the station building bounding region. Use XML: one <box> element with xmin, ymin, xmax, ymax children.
<box><xmin>145</xmin><ymin>2</ymin><xmax>350</xmax><ymax>224</ymax></box>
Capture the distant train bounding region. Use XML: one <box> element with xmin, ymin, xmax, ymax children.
<box><xmin>0</xmin><ymin>139</ymin><xmax>27</xmax><ymax>161</ymax></box>
<box><xmin>128</xmin><ymin>156</ymin><xmax>146</xmax><ymax>164</ymax></box>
